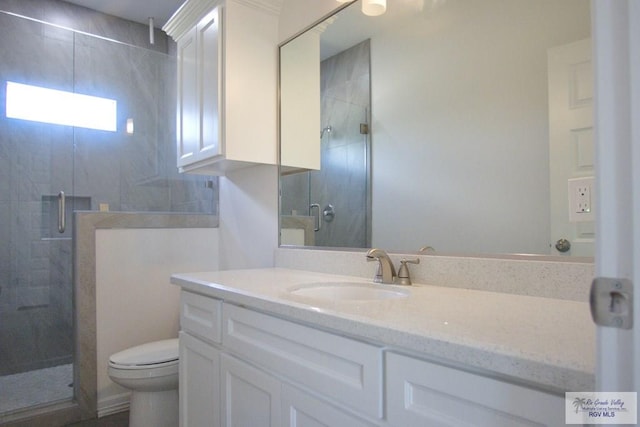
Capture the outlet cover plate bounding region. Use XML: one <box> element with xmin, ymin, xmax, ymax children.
<box><xmin>568</xmin><ymin>176</ymin><xmax>595</xmax><ymax>222</ymax></box>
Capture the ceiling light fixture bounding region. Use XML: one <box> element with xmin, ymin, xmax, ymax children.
<box><xmin>336</xmin><ymin>0</ymin><xmax>387</xmax><ymax>16</ymax></box>
<box><xmin>362</xmin><ymin>0</ymin><xmax>386</xmax><ymax>16</ymax></box>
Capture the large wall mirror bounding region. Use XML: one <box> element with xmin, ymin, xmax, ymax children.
<box><xmin>279</xmin><ymin>0</ymin><xmax>593</xmax><ymax>257</ymax></box>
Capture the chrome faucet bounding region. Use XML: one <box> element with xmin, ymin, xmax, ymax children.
<box><xmin>366</xmin><ymin>248</ymin><xmax>396</xmax><ymax>284</ymax></box>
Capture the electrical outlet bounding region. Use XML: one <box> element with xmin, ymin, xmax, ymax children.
<box><xmin>568</xmin><ymin>177</ymin><xmax>595</xmax><ymax>222</ymax></box>
<box><xmin>575</xmin><ymin>185</ymin><xmax>591</xmax><ymax>213</ymax></box>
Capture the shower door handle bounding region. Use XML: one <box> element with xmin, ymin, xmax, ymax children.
<box><xmin>58</xmin><ymin>191</ymin><xmax>66</xmax><ymax>233</ymax></box>
<box><xmin>309</xmin><ymin>203</ymin><xmax>321</xmax><ymax>232</ymax></box>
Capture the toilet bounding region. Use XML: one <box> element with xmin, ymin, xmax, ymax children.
<box><xmin>108</xmin><ymin>338</ymin><xmax>179</xmax><ymax>427</ymax></box>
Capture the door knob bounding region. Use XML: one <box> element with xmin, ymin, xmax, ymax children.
<box><xmin>555</xmin><ymin>238</ymin><xmax>571</xmax><ymax>252</ymax></box>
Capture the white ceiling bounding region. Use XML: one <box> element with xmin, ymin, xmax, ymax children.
<box><xmin>64</xmin><ymin>0</ymin><xmax>185</xmax><ymax>27</ymax></box>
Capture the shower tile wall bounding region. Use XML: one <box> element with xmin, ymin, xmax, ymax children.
<box><xmin>0</xmin><ymin>0</ymin><xmax>217</xmax><ymax>375</ymax></box>
<box><xmin>0</xmin><ymin>0</ymin><xmax>170</xmax><ymax>55</ymax></box>
<box><xmin>282</xmin><ymin>40</ymin><xmax>371</xmax><ymax>248</ymax></box>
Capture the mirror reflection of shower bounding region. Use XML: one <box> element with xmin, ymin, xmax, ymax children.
<box><xmin>280</xmin><ymin>39</ymin><xmax>372</xmax><ymax>249</ymax></box>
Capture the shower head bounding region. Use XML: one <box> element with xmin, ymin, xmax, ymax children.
<box><xmin>320</xmin><ymin>126</ymin><xmax>332</xmax><ymax>138</ymax></box>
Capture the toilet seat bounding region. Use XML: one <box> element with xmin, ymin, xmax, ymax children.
<box><xmin>109</xmin><ymin>338</ymin><xmax>178</xmax><ymax>370</ymax></box>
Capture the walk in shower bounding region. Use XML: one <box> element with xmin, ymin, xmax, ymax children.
<box><xmin>0</xmin><ymin>2</ymin><xmax>215</xmax><ymax>422</ymax></box>
<box><xmin>281</xmin><ymin>40</ymin><xmax>371</xmax><ymax>248</ymax></box>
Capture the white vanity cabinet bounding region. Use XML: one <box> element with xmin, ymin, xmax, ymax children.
<box><xmin>385</xmin><ymin>352</ymin><xmax>566</xmax><ymax>427</ymax></box>
<box><xmin>282</xmin><ymin>384</ymin><xmax>379</xmax><ymax>427</ymax></box>
<box><xmin>164</xmin><ymin>0</ymin><xmax>279</xmax><ymax>175</ymax></box>
<box><xmin>178</xmin><ymin>289</ymin><xmax>567</xmax><ymax>427</ymax></box>
<box><xmin>221</xmin><ymin>353</ymin><xmax>281</xmax><ymax>426</ymax></box>
<box><xmin>221</xmin><ymin>303</ymin><xmax>382</xmax><ymax>419</ymax></box>
<box><xmin>179</xmin><ymin>290</ymin><xmax>380</xmax><ymax>426</ymax></box>
<box><xmin>179</xmin><ymin>291</ymin><xmax>223</xmax><ymax>427</ymax></box>
<box><xmin>180</xmin><ymin>332</ymin><xmax>221</xmax><ymax>427</ymax></box>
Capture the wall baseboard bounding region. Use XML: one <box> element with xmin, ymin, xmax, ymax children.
<box><xmin>97</xmin><ymin>392</ymin><xmax>129</xmax><ymax>418</ymax></box>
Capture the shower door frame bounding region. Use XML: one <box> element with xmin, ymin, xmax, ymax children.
<box><xmin>0</xmin><ymin>11</ymin><xmax>87</xmax><ymax>425</ymax></box>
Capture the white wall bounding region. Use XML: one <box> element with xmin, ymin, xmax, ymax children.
<box><xmin>219</xmin><ymin>165</ymin><xmax>279</xmax><ymax>269</ymax></box>
<box><xmin>214</xmin><ymin>0</ymin><xmax>341</xmax><ymax>271</ymax></box>
<box><xmin>95</xmin><ymin>227</ymin><xmax>218</xmax><ymax>415</ymax></box>
<box><xmin>278</xmin><ymin>0</ymin><xmax>338</xmax><ymax>42</ymax></box>
<box><xmin>370</xmin><ymin>0</ymin><xmax>590</xmax><ymax>254</ymax></box>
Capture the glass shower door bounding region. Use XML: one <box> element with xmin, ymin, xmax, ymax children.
<box><xmin>0</xmin><ymin>13</ymin><xmax>75</xmax><ymax>415</ymax></box>
<box><xmin>310</xmin><ymin>101</ymin><xmax>370</xmax><ymax>248</ymax></box>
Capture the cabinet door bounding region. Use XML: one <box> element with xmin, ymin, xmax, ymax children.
<box><xmin>282</xmin><ymin>384</ymin><xmax>377</xmax><ymax>427</ymax></box>
<box><xmin>181</xmin><ymin>291</ymin><xmax>222</xmax><ymax>345</ymax></box>
<box><xmin>198</xmin><ymin>9</ymin><xmax>222</xmax><ymax>160</ymax></box>
<box><xmin>222</xmin><ymin>304</ymin><xmax>382</xmax><ymax>418</ymax></box>
<box><xmin>180</xmin><ymin>331</ymin><xmax>220</xmax><ymax>427</ymax></box>
<box><xmin>221</xmin><ymin>353</ymin><xmax>281</xmax><ymax>427</ymax></box>
<box><xmin>177</xmin><ymin>26</ymin><xmax>199</xmax><ymax>168</ymax></box>
<box><xmin>177</xmin><ymin>8</ymin><xmax>222</xmax><ymax>170</ymax></box>
<box><xmin>386</xmin><ymin>353</ymin><xmax>565</xmax><ymax>427</ymax></box>
<box><xmin>279</xmin><ymin>29</ymin><xmax>321</xmax><ymax>173</ymax></box>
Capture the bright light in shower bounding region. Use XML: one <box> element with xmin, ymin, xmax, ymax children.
<box><xmin>126</xmin><ymin>118</ymin><xmax>134</xmax><ymax>134</ymax></box>
<box><xmin>6</xmin><ymin>81</ymin><xmax>117</xmax><ymax>132</ymax></box>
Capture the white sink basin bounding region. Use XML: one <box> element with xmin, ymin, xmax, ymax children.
<box><xmin>289</xmin><ymin>282</ymin><xmax>409</xmax><ymax>301</ymax></box>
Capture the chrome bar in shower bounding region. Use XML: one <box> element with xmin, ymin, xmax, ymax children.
<box><xmin>58</xmin><ymin>190</ymin><xmax>65</xmax><ymax>233</ymax></box>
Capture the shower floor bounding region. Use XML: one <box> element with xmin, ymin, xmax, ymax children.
<box><xmin>0</xmin><ymin>307</ymin><xmax>73</xmax><ymax>376</ymax></box>
<box><xmin>0</xmin><ymin>363</ymin><xmax>73</xmax><ymax>415</ymax></box>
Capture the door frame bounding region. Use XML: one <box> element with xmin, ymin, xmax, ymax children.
<box><xmin>592</xmin><ymin>0</ymin><xmax>640</xmax><ymax>400</ymax></box>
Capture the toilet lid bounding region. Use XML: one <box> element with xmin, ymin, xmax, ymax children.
<box><xmin>109</xmin><ymin>338</ymin><xmax>179</xmax><ymax>366</ymax></box>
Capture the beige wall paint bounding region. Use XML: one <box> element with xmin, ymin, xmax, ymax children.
<box><xmin>95</xmin><ymin>227</ymin><xmax>218</xmax><ymax>415</ymax></box>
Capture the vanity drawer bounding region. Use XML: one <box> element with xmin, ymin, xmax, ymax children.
<box><xmin>180</xmin><ymin>291</ymin><xmax>222</xmax><ymax>344</ymax></box>
<box><xmin>385</xmin><ymin>352</ymin><xmax>565</xmax><ymax>426</ymax></box>
<box><xmin>222</xmin><ymin>303</ymin><xmax>382</xmax><ymax>419</ymax></box>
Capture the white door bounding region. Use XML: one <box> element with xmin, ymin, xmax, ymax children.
<box><xmin>592</xmin><ymin>0</ymin><xmax>639</xmax><ymax>414</ymax></box>
<box><xmin>548</xmin><ymin>38</ymin><xmax>595</xmax><ymax>257</ymax></box>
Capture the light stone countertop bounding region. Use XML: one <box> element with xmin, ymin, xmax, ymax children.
<box><xmin>171</xmin><ymin>267</ymin><xmax>595</xmax><ymax>394</ymax></box>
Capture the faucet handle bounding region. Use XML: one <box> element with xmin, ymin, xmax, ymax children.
<box><xmin>396</xmin><ymin>258</ymin><xmax>420</xmax><ymax>286</ymax></box>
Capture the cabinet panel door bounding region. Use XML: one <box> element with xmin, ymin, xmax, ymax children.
<box><xmin>222</xmin><ymin>304</ymin><xmax>381</xmax><ymax>418</ymax></box>
<box><xmin>176</xmin><ymin>8</ymin><xmax>222</xmax><ymax>171</ymax></box>
<box><xmin>221</xmin><ymin>353</ymin><xmax>281</xmax><ymax>427</ymax></box>
<box><xmin>282</xmin><ymin>384</ymin><xmax>377</xmax><ymax>427</ymax></box>
<box><xmin>177</xmin><ymin>26</ymin><xmax>198</xmax><ymax>167</ymax></box>
<box><xmin>180</xmin><ymin>332</ymin><xmax>220</xmax><ymax>427</ymax></box>
<box><xmin>386</xmin><ymin>352</ymin><xmax>565</xmax><ymax>427</ymax></box>
<box><xmin>181</xmin><ymin>291</ymin><xmax>222</xmax><ymax>344</ymax></box>
<box><xmin>198</xmin><ymin>8</ymin><xmax>222</xmax><ymax>159</ymax></box>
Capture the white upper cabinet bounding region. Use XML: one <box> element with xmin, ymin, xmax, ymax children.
<box><xmin>280</xmin><ymin>29</ymin><xmax>321</xmax><ymax>174</ymax></box>
<box><xmin>164</xmin><ymin>0</ymin><xmax>282</xmax><ymax>175</ymax></box>
<box><xmin>175</xmin><ymin>9</ymin><xmax>221</xmax><ymax>172</ymax></box>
